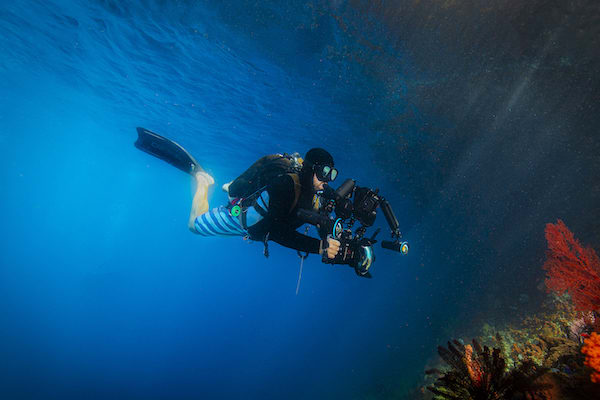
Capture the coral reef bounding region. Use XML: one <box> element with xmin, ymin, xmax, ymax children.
<box><xmin>542</xmin><ymin>219</ymin><xmax>600</xmax><ymax>312</ymax></box>
<box><xmin>425</xmin><ymin>337</ymin><xmax>549</xmax><ymax>399</ymax></box>
<box><xmin>478</xmin><ymin>293</ymin><xmax>580</xmax><ymax>368</ymax></box>
<box><xmin>581</xmin><ymin>332</ymin><xmax>600</xmax><ymax>383</ymax></box>
<box><xmin>420</xmin><ymin>292</ymin><xmax>600</xmax><ymax>399</ymax></box>
<box><xmin>418</xmin><ymin>220</ymin><xmax>600</xmax><ymax>398</ymax></box>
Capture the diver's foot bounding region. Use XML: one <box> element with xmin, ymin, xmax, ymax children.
<box><xmin>195</xmin><ymin>171</ymin><xmax>214</xmax><ymax>187</ymax></box>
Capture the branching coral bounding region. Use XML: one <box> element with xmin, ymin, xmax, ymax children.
<box><xmin>581</xmin><ymin>332</ymin><xmax>600</xmax><ymax>383</ymax></box>
<box><xmin>426</xmin><ymin>337</ymin><xmax>550</xmax><ymax>399</ymax></box>
<box><xmin>543</xmin><ymin>219</ymin><xmax>600</xmax><ymax>312</ymax></box>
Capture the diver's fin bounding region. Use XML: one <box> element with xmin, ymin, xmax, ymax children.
<box><xmin>134</xmin><ymin>127</ymin><xmax>203</xmax><ymax>175</ymax></box>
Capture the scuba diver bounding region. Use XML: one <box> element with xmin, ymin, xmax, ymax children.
<box><xmin>135</xmin><ymin>127</ymin><xmax>409</xmax><ymax>278</ymax></box>
<box><xmin>135</xmin><ymin>127</ymin><xmax>341</xmax><ymax>261</ymax></box>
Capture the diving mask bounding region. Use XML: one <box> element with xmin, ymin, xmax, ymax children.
<box><xmin>314</xmin><ymin>164</ymin><xmax>338</xmax><ymax>182</ymax></box>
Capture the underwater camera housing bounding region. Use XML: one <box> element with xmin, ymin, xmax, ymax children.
<box><xmin>298</xmin><ymin>179</ymin><xmax>408</xmax><ymax>278</ymax></box>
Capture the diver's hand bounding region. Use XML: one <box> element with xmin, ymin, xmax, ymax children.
<box><xmin>325</xmin><ymin>237</ymin><xmax>341</xmax><ymax>259</ymax></box>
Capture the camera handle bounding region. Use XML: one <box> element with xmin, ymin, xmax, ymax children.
<box><xmin>321</xmin><ymin>234</ymin><xmax>335</xmax><ymax>264</ymax></box>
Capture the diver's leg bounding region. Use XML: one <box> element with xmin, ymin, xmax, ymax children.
<box><xmin>188</xmin><ymin>171</ymin><xmax>215</xmax><ymax>232</ymax></box>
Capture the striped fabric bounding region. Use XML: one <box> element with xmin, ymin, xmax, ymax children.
<box><xmin>194</xmin><ymin>206</ymin><xmax>247</xmax><ymax>237</ymax></box>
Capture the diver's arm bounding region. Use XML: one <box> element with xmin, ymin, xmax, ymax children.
<box><xmin>248</xmin><ymin>175</ymin><xmax>340</xmax><ymax>256</ymax></box>
<box><xmin>267</xmin><ymin>181</ymin><xmax>322</xmax><ymax>253</ymax></box>
<box><xmin>268</xmin><ymin>226</ymin><xmax>322</xmax><ymax>254</ymax></box>
<box><xmin>268</xmin><ymin>226</ymin><xmax>340</xmax><ymax>258</ymax></box>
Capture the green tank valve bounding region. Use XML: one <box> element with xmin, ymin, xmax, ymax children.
<box><xmin>231</xmin><ymin>205</ymin><xmax>242</xmax><ymax>217</ymax></box>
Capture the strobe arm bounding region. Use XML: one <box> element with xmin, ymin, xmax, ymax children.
<box><xmin>379</xmin><ymin>199</ymin><xmax>409</xmax><ymax>255</ymax></box>
<box><xmin>380</xmin><ymin>199</ymin><xmax>400</xmax><ymax>235</ymax></box>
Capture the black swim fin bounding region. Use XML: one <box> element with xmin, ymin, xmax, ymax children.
<box><xmin>134</xmin><ymin>127</ymin><xmax>203</xmax><ymax>175</ymax></box>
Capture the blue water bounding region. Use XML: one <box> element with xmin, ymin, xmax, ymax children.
<box><xmin>0</xmin><ymin>1</ymin><xmax>425</xmax><ymax>399</ymax></box>
<box><xmin>2</xmin><ymin>1</ymin><xmax>599</xmax><ymax>399</ymax></box>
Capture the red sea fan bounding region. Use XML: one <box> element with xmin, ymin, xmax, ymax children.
<box><xmin>543</xmin><ymin>220</ymin><xmax>600</xmax><ymax>312</ymax></box>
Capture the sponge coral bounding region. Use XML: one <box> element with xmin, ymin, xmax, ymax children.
<box><xmin>582</xmin><ymin>332</ymin><xmax>600</xmax><ymax>383</ymax></box>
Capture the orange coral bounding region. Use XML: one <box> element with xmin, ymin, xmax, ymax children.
<box><xmin>464</xmin><ymin>344</ymin><xmax>484</xmax><ymax>385</ymax></box>
<box><xmin>582</xmin><ymin>332</ymin><xmax>600</xmax><ymax>383</ymax></box>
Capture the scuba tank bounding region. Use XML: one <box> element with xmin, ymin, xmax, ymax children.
<box><xmin>226</xmin><ymin>152</ymin><xmax>303</xmax><ymax>229</ymax></box>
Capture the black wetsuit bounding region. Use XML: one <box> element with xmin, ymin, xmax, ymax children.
<box><xmin>247</xmin><ymin>174</ymin><xmax>321</xmax><ymax>254</ymax></box>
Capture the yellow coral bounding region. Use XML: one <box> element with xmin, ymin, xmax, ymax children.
<box><xmin>581</xmin><ymin>332</ymin><xmax>600</xmax><ymax>383</ymax></box>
